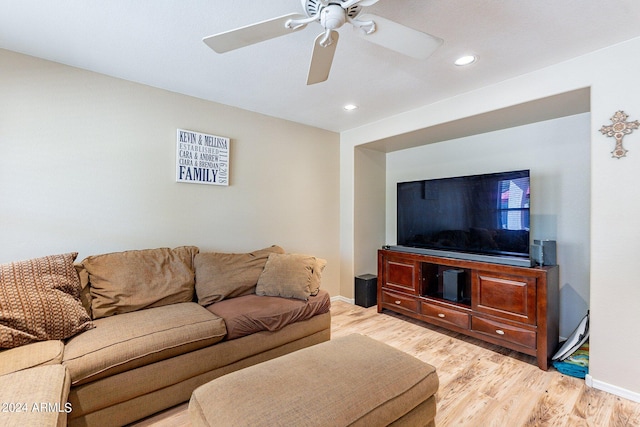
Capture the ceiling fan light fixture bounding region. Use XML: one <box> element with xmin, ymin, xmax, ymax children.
<box><xmin>454</xmin><ymin>55</ymin><xmax>477</xmax><ymax>66</ymax></box>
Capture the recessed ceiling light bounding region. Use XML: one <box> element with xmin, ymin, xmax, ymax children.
<box><xmin>454</xmin><ymin>55</ymin><xmax>477</xmax><ymax>66</ymax></box>
<box><xmin>343</xmin><ymin>104</ymin><xmax>358</xmax><ymax>111</ymax></box>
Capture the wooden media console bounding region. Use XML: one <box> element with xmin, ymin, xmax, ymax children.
<box><xmin>377</xmin><ymin>249</ymin><xmax>559</xmax><ymax>370</ymax></box>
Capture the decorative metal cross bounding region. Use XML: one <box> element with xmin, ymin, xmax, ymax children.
<box><xmin>600</xmin><ymin>110</ymin><xmax>639</xmax><ymax>159</ymax></box>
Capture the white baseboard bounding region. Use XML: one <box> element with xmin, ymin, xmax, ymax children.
<box><xmin>585</xmin><ymin>374</ymin><xmax>640</xmax><ymax>403</ymax></box>
<box><xmin>330</xmin><ymin>295</ymin><xmax>354</xmax><ymax>304</ymax></box>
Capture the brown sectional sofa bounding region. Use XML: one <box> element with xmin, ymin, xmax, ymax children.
<box><xmin>0</xmin><ymin>245</ymin><xmax>331</xmax><ymax>426</ymax></box>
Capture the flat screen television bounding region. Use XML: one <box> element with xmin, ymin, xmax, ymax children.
<box><xmin>394</xmin><ymin>169</ymin><xmax>532</xmax><ymax>267</ymax></box>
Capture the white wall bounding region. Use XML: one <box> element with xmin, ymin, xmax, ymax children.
<box><xmin>354</xmin><ymin>147</ymin><xmax>386</xmax><ymax>279</ymax></box>
<box><xmin>385</xmin><ymin>113</ymin><xmax>591</xmax><ymax>337</ymax></box>
<box><xmin>341</xmin><ymin>37</ymin><xmax>640</xmax><ymax>400</ymax></box>
<box><xmin>0</xmin><ymin>49</ymin><xmax>341</xmax><ymax>297</ymax></box>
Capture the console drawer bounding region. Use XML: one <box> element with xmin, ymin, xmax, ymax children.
<box><xmin>421</xmin><ymin>301</ymin><xmax>469</xmax><ymax>329</ymax></box>
<box><xmin>471</xmin><ymin>316</ymin><xmax>536</xmax><ymax>349</ymax></box>
<box><xmin>381</xmin><ymin>289</ymin><xmax>419</xmax><ymax>312</ymax></box>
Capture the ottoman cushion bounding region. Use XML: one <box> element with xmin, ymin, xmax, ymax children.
<box><xmin>189</xmin><ymin>333</ymin><xmax>438</xmax><ymax>427</ymax></box>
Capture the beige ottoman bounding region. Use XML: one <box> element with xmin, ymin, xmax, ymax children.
<box><xmin>189</xmin><ymin>333</ymin><xmax>439</xmax><ymax>427</ymax></box>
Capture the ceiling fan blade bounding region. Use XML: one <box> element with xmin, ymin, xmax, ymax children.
<box><xmin>203</xmin><ymin>13</ymin><xmax>306</xmax><ymax>53</ymax></box>
<box><xmin>354</xmin><ymin>14</ymin><xmax>443</xmax><ymax>60</ymax></box>
<box><xmin>307</xmin><ymin>31</ymin><xmax>339</xmax><ymax>85</ymax></box>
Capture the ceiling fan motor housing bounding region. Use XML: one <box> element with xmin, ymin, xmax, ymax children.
<box><xmin>321</xmin><ymin>5</ymin><xmax>347</xmax><ymax>29</ymax></box>
<box><xmin>302</xmin><ymin>0</ymin><xmax>362</xmax><ymax>21</ymax></box>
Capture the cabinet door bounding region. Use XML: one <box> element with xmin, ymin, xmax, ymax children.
<box><xmin>381</xmin><ymin>255</ymin><xmax>420</xmax><ymax>295</ymax></box>
<box><xmin>473</xmin><ymin>272</ymin><xmax>537</xmax><ymax>325</ymax></box>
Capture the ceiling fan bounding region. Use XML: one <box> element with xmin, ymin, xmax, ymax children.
<box><xmin>203</xmin><ymin>0</ymin><xmax>443</xmax><ymax>85</ymax></box>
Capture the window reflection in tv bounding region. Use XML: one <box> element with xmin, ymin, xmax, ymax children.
<box><xmin>397</xmin><ymin>170</ymin><xmax>530</xmax><ymax>258</ymax></box>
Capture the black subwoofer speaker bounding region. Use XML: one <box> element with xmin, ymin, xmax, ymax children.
<box><xmin>443</xmin><ymin>269</ymin><xmax>465</xmax><ymax>302</ymax></box>
<box><xmin>355</xmin><ymin>274</ymin><xmax>377</xmax><ymax>308</ymax></box>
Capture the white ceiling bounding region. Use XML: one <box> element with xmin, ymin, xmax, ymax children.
<box><xmin>2</xmin><ymin>1</ymin><xmax>640</xmax><ymax>133</ymax></box>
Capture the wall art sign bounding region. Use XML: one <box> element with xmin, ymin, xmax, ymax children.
<box><xmin>176</xmin><ymin>129</ymin><xmax>229</xmax><ymax>185</ymax></box>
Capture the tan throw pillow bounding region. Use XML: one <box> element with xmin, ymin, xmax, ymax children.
<box><xmin>256</xmin><ymin>253</ymin><xmax>317</xmax><ymax>301</ymax></box>
<box><xmin>0</xmin><ymin>253</ymin><xmax>94</xmax><ymax>349</ymax></box>
<box><xmin>194</xmin><ymin>245</ymin><xmax>285</xmax><ymax>306</ymax></box>
<box><xmin>82</xmin><ymin>246</ymin><xmax>199</xmax><ymax>319</ymax></box>
<box><xmin>310</xmin><ymin>258</ymin><xmax>327</xmax><ymax>296</ymax></box>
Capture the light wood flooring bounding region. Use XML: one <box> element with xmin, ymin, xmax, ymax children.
<box><xmin>132</xmin><ymin>301</ymin><xmax>640</xmax><ymax>427</ymax></box>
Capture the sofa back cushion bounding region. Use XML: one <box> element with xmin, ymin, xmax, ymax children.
<box><xmin>82</xmin><ymin>246</ymin><xmax>199</xmax><ymax>319</ymax></box>
<box><xmin>194</xmin><ymin>245</ymin><xmax>284</xmax><ymax>306</ymax></box>
<box><xmin>310</xmin><ymin>257</ymin><xmax>327</xmax><ymax>297</ymax></box>
<box><xmin>74</xmin><ymin>264</ymin><xmax>94</xmax><ymax>317</ymax></box>
<box><xmin>0</xmin><ymin>253</ymin><xmax>94</xmax><ymax>348</ymax></box>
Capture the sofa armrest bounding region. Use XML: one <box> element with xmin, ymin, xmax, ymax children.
<box><xmin>0</xmin><ymin>340</ymin><xmax>64</xmax><ymax>377</ymax></box>
<box><xmin>0</xmin><ymin>364</ymin><xmax>71</xmax><ymax>427</ymax></box>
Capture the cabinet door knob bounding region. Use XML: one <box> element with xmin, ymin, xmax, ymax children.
<box><xmin>395</xmin><ymin>300</ymin><xmax>401</xmax><ymax>305</ymax></box>
<box><xmin>438</xmin><ymin>313</ymin><xmax>445</xmax><ymax>318</ymax></box>
<box><xmin>496</xmin><ymin>329</ymin><xmax>505</xmax><ymax>335</ymax></box>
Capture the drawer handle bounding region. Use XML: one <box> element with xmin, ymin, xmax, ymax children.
<box><xmin>437</xmin><ymin>313</ymin><xmax>445</xmax><ymax>318</ymax></box>
<box><xmin>395</xmin><ymin>300</ymin><xmax>402</xmax><ymax>305</ymax></box>
<box><xmin>495</xmin><ymin>329</ymin><xmax>505</xmax><ymax>335</ymax></box>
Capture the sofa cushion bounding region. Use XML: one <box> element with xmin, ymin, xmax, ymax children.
<box><xmin>0</xmin><ymin>340</ymin><xmax>64</xmax><ymax>377</ymax></box>
<box><xmin>256</xmin><ymin>253</ymin><xmax>317</xmax><ymax>300</ymax></box>
<box><xmin>0</xmin><ymin>253</ymin><xmax>94</xmax><ymax>349</ymax></box>
<box><xmin>194</xmin><ymin>245</ymin><xmax>285</xmax><ymax>306</ymax></box>
<box><xmin>0</xmin><ymin>364</ymin><xmax>71</xmax><ymax>427</ymax></box>
<box><xmin>82</xmin><ymin>246</ymin><xmax>199</xmax><ymax>319</ymax></box>
<box><xmin>207</xmin><ymin>289</ymin><xmax>331</xmax><ymax>340</ymax></box>
<box><xmin>63</xmin><ymin>302</ymin><xmax>226</xmax><ymax>385</ymax></box>
<box><xmin>65</xmin><ymin>312</ymin><xmax>331</xmax><ymax>424</ymax></box>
